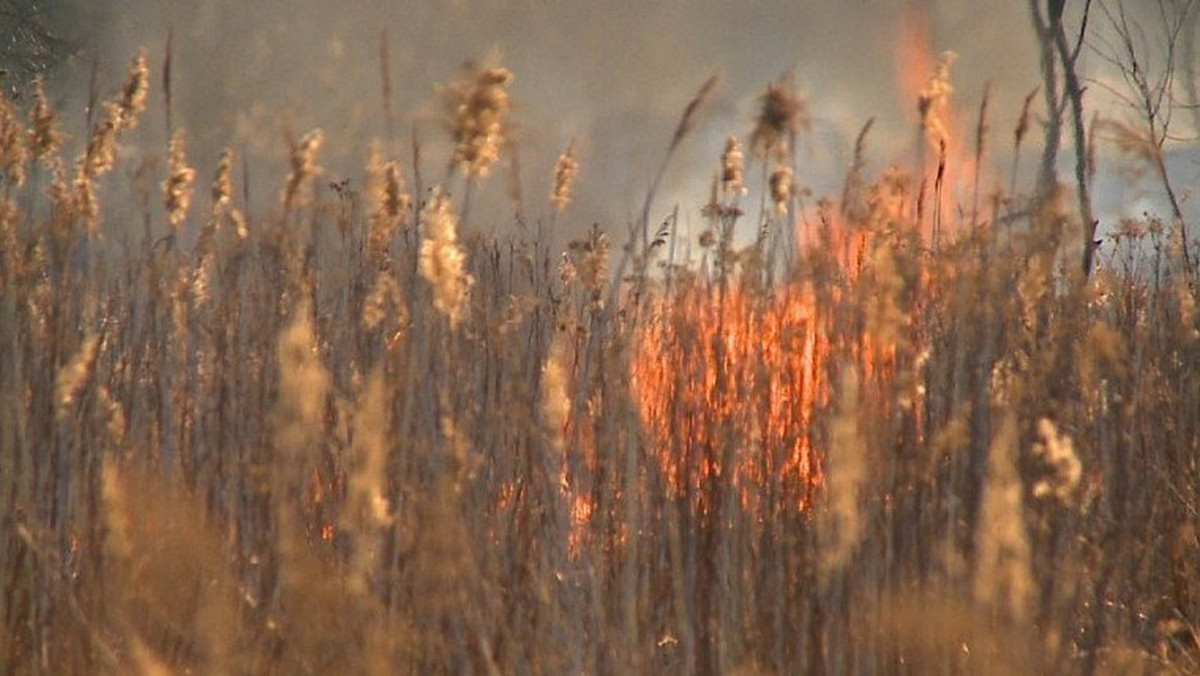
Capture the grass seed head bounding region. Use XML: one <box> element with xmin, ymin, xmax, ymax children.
<box><xmin>282</xmin><ymin>129</ymin><xmax>325</xmax><ymax>208</ymax></box>
<box><xmin>276</xmin><ymin>299</ymin><xmax>330</xmax><ymax>456</ymax></box>
<box><xmin>769</xmin><ymin>165</ymin><xmax>794</xmax><ymax>215</ymax></box>
<box><xmin>419</xmin><ymin>186</ymin><xmax>474</xmax><ymax>326</ymax></box>
<box><xmin>113</xmin><ymin>49</ymin><xmax>150</xmax><ymax>131</ymax></box>
<box><xmin>550</xmin><ymin>140</ymin><xmax>579</xmax><ymax>213</ymax></box>
<box><xmin>164</xmin><ymin>129</ymin><xmax>196</xmax><ymax>229</ymax></box>
<box><xmin>211</xmin><ymin>148</ymin><xmax>234</xmax><ymax>208</ymax></box>
<box><xmin>541</xmin><ymin>330</ymin><xmax>572</xmax><ymax>451</ymax></box>
<box><xmin>918</xmin><ymin>51</ymin><xmax>957</xmax><ymax>150</ymax></box>
<box><xmin>558</xmin><ymin>251</ymin><xmax>578</xmax><ymax>286</ymax></box>
<box><xmin>96</xmin><ymin>386</ymin><xmax>127</xmax><ymax>445</ymax></box>
<box><xmin>363</xmin><ymin>271</ymin><xmax>405</xmax><ymax>331</ymax></box>
<box><xmin>444</xmin><ymin>63</ymin><xmax>513</xmax><ymax>178</ymax></box>
<box><xmin>366</xmin><ymin>144</ymin><xmax>410</xmax><ymax>267</ymax></box>
<box><xmin>973</xmin><ymin>411</ymin><xmax>1033</xmax><ymax>620</ymax></box>
<box><xmin>28</xmin><ymin>79</ymin><xmax>64</xmax><ymax>163</ymax></box>
<box><xmin>721</xmin><ymin>135</ymin><xmax>747</xmax><ymax>197</ymax></box>
<box><xmin>343</xmin><ymin>372</ymin><xmax>394</xmax><ymax>595</ymax></box>
<box><xmin>56</xmin><ymin>333</ymin><xmax>101</xmax><ymax>420</ymax></box>
<box><xmin>80</xmin><ymin>51</ymin><xmax>149</xmax><ymax>178</ymax></box>
<box><xmin>192</xmin><ymin>253</ymin><xmax>214</xmax><ymax>307</ymax></box>
<box><xmin>101</xmin><ymin>462</ymin><xmax>133</xmax><ymax>561</ymax></box>
<box><xmin>0</xmin><ymin>91</ymin><xmax>27</xmax><ymax>187</ymax></box>
<box><xmin>0</xmin><ymin>199</ymin><xmax>15</xmax><ymax>291</ymax></box>
<box><xmin>1031</xmin><ymin>418</ymin><xmax>1081</xmax><ymax>503</ymax></box>
<box><xmin>567</xmin><ymin>227</ymin><xmax>610</xmax><ymax>293</ymax></box>
<box><xmin>818</xmin><ymin>366</ymin><xmax>866</xmax><ymax>579</ymax></box>
<box><xmin>751</xmin><ymin>80</ymin><xmax>806</xmax><ymax>160</ymax></box>
<box><xmin>84</xmin><ymin>116</ymin><xmax>118</xmax><ymax>177</ymax></box>
<box><xmin>73</xmin><ymin>158</ymin><xmax>100</xmax><ymax>234</ymax></box>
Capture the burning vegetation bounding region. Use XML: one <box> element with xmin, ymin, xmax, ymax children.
<box><xmin>2</xmin><ymin>3</ymin><xmax>1200</xmax><ymax>673</ymax></box>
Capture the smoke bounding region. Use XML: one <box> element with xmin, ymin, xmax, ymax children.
<box><xmin>31</xmin><ymin>0</ymin><xmax>1193</xmax><ymax>242</ymax></box>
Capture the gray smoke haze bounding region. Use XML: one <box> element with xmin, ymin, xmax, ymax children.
<box><xmin>25</xmin><ymin>1</ymin><xmax>1200</xmax><ymax>240</ymax></box>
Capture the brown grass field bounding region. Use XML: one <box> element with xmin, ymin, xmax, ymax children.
<box><xmin>2</xmin><ymin>12</ymin><xmax>1199</xmax><ymax>674</ymax></box>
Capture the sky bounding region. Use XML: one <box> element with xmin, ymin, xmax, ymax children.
<box><xmin>21</xmin><ymin>0</ymin><xmax>1200</xmax><ymax>243</ymax></box>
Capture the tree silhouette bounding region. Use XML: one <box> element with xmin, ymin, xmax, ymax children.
<box><xmin>1048</xmin><ymin>0</ymin><xmax>1066</xmax><ymax>26</ymax></box>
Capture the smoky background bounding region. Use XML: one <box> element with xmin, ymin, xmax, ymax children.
<box><xmin>2</xmin><ymin>0</ymin><xmax>1196</xmax><ymax>243</ymax></box>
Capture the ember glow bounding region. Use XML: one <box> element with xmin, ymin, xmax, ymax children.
<box><xmin>632</xmin><ymin>282</ymin><xmax>827</xmax><ymax>513</ymax></box>
<box><xmin>626</xmin><ymin>16</ymin><xmax>963</xmax><ymax>516</ymax></box>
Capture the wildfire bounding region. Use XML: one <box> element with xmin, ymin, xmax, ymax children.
<box><xmin>631</xmin><ymin>282</ymin><xmax>827</xmax><ymax>513</ymax></box>
<box><xmin>897</xmin><ymin>1</ymin><xmax>985</xmax><ymax>238</ymax></box>
<box><xmin>626</xmin><ymin>6</ymin><xmax>969</xmax><ymax>514</ymax></box>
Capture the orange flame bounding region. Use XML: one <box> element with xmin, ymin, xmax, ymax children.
<box><xmin>897</xmin><ymin>1</ymin><xmax>937</xmax><ymax>132</ymax></box>
<box><xmin>550</xmin><ymin>5</ymin><xmax>965</xmax><ymax>535</ymax></box>
<box><xmin>897</xmin><ymin>1</ymin><xmax>985</xmax><ymax>239</ymax></box>
<box><xmin>632</xmin><ymin>282</ymin><xmax>827</xmax><ymax>513</ymax></box>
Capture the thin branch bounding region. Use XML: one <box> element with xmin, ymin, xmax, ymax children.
<box><xmin>1072</xmin><ymin>0</ymin><xmax>1097</xmax><ymax>61</ymax></box>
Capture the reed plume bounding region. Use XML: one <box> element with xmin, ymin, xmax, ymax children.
<box><xmin>46</xmin><ymin>156</ymin><xmax>72</xmax><ymax>216</ymax></box>
<box><xmin>344</xmin><ymin>371</ymin><xmax>394</xmax><ymax>595</ymax></box>
<box><xmin>541</xmin><ymin>329</ymin><xmax>572</xmax><ymax>452</ymax></box>
<box><xmin>96</xmin><ymin>385</ymin><xmax>127</xmax><ymax>446</ymax></box>
<box><xmin>0</xmin><ymin>91</ymin><xmax>27</xmax><ymax>187</ymax></box>
<box><xmin>818</xmin><ymin>366</ymin><xmax>866</xmax><ymax>579</ymax></box>
<box><xmin>73</xmin><ymin>159</ymin><xmax>99</xmax><ymax>233</ymax></box>
<box><xmin>211</xmin><ymin>147</ymin><xmax>234</xmax><ymax>209</ymax></box>
<box><xmin>974</xmin><ymin>411</ymin><xmax>1033</xmax><ymax>620</ymax></box>
<box><xmin>720</xmin><ymin>135</ymin><xmax>746</xmax><ymax>198</ymax></box>
<box><xmin>271</xmin><ymin>298</ymin><xmax>330</xmax><ymax>595</ymax></box>
<box><xmin>918</xmin><ymin>51</ymin><xmax>958</xmax><ymax>151</ymax></box>
<box><xmin>419</xmin><ymin>186</ymin><xmax>474</xmax><ymax>326</ymax></box>
<box><xmin>101</xmin><ymin>461</ymin><xmax>133</xmax><ymax>562</ymax></box>
<box><xmin>443</xmin><ymin>63</ymin><xmax>513</xmax><ymax>178</ymax></box>
<box><xmin>112</xmin><ymin>49</ymin><xmax>150</xmax><ymax>131</ymax></box>
<box><xmin>56</xmin><ymin>333</ymin><xmax>101</xmax><ymax>420</ymax></box>
<box><xmin>769</xmin><ymin>165</ymin><xmax>794</xmax><ymax>215</ymax></box>
<box><xmin>191</xmin><ymin>253</ymin><xmax>214</xmax><ymax>308</ymax></box>
<box><xmin>164</xmin><ymin>129</ymin><xmax>196</xmax><ymax>229</ymax></box>
<box><xmin>28</xmin><ymin>78</ymin><xmax>64</xmax><ymax>163</ymax></box>
<box><xmin>83</xmin><ymin>118</ymin><xmax>118</xmax><ymax>178</ymax></box>
<box><xmin>751</xmin><ymin>80</ymin><xmax>806</xmax><ymax>160</ymax></box>
<box><xmin>1031</xmin><ymin>418</ymin><xmax>1081</xmax><ymax>503</ymax></box>
<box><xmin>0</xmin><ymin>198</ymin><xmax>16</xmax><ymax>291</ymax></box>
<box><xmin>550</xmin><ymin>140</ymin><xmax>579</xmax><ymax>213</ymax></box>
<box><xmin>276</xmin><ymin>299</ymin><xmax>330</xmax><ymax>450</ymax></box>
<box><xmin>567</xmin><ymin>226</ymin><xmax>610</xmax><ymax>293</ymax></box>
<box><xmin>69</xmin><ymin>49</ymin><xmax>153</xmax><ymax>235</ymax></box>
<box><xmin>362</xmin><ymin>271</ymin><xmax>405</xmax><ymax>331</ymax></box>
<box><xmin>84</xmin><ymin>49</ymin><xmax>150</xmax><ymax>177</ymax></box>
<box><xmin>367</xmin><ymin>143</ymin><xmax>411</xmax><ymax>268</ymax></box>
<box><xmin>283</xmin><ymin>128</ymin><xmax>325</xmax><ymax>209</ymax></box>
<box><xmin>210</xmin><ymin>148</ymin><xmax>248</xmax><ymax>238</ymax></box>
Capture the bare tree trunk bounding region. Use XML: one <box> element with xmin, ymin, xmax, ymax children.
<box><xmin>1052</xmin><ymin>1</ymin><xmax>1098</xmax><ymax>275</ymax></box>
<box><xmin>1030</xmin><ymin>0</ymin><xmax>1064</xmax><ymax>199</ymax></box>
<box><xmin>1030</xmin><ymin>0</ymin><xmax>1100</xmax><ymax>275</ymax></box>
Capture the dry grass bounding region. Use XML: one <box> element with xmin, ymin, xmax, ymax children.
<box><xmin>0</xmin><ymin>45</ymin><xmax>1198</xmax><ymax>676</ymax></box>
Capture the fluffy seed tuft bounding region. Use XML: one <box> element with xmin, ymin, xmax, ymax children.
<box><xmin>550</xmin><ymin>140</ymin><xmax>579</xmax><ymax>213</ymax></box>
<box><xmin>419</xmin><ymin>187</ymin><xmax>474</xmax><ymax>326</ymax></box>
<box><xmin>443</xmin><ymin>63</ymin><xmax>514</xmax><ymax>178</ymax></box>
<box><xmin>164</xmin><ymin>129</ymin><xmax>196</xmax><ymax>229</ymax></box>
